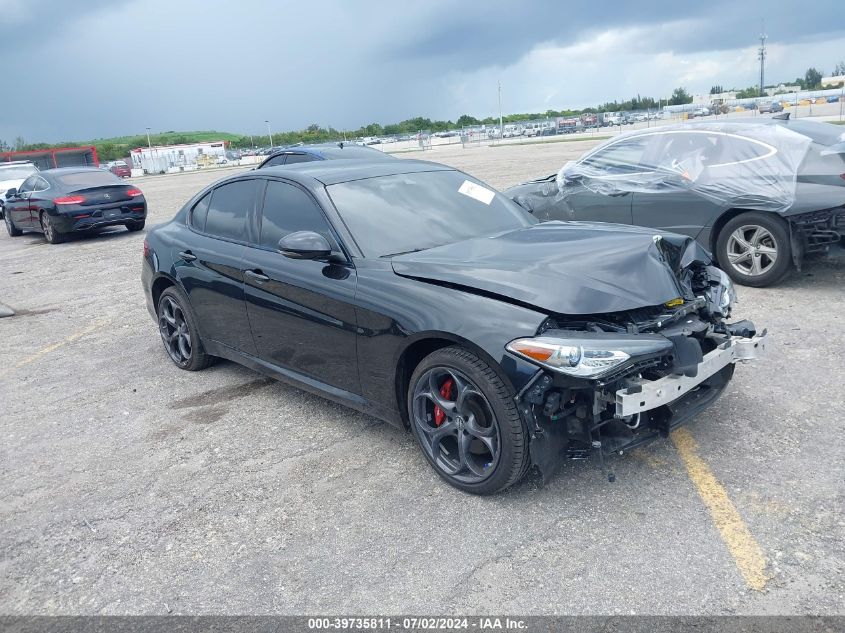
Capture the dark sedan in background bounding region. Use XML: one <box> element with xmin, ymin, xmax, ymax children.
<box><xmin>506</xmin><ymin>118</ymin><xmax>845</xmax><ymax>286</ymax></box>
<box><xmin>4</xmin><ymin>167</ymin><xmax>147</xmax><ymax>243</ymax></box>
<box><xmin>142</xmin><ymin>159</ymin><xmax>764</xmax><ymax>494</ymax></box>
<box><xmin>256</xmin><ymin>142</ymin><xmax>394</xmax><ymax>169</ymax></box>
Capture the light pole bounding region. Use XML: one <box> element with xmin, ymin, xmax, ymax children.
<box><xmin>266</xmin><ymin>120</ymin><xmax>274</xmax><ymax>149</ymax></box>
<box><xmin>498</xmin><ymin>80</ymin><xmax>503</xmax><ymax>141</ymax></box>
<box><xmin>146</xmin><ymin>127</ymin><xmax>152</xmax><ymax>150</ymax></box>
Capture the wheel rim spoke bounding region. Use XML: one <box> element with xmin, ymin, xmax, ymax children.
<box><xmin>421</xmin><ymin>371</ymin><xmax>456</xmax><ymax>413</ymax></box>
<box><xmin>159</xmin><ymin>297</ymin><xmax>191</xmax><ymax>364</ymax></box>
<box><xmin>458</xmin><ymin>431</ymin><xmax>487</xmax><ymax>478</ymax></box>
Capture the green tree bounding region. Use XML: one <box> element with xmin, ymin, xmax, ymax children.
<box><xmin>456</xmin><ymin>114</ymin><xmax>480</xmax><ymax>127</ymax></box>
<box><xmin>835</xmin><ymin>61</ymin><xmax>845</xmax><ymax>76</ymax></box>
<box><xmin>735</xmin><ymin>86</ymin><xmax>760</xmax><ymax>99</ymax></box>
<box><xmin>710</xmin><ymin>85</ymin><xmax>724</xmax><ymax>95</ymax></box>
<box><xmin>668</xmin><ymin>87</ymin><xmax>693</xmax><ymax>105</ymax></box>
<box><xmin>804</xmin><ymin>67</ymin><xmax>822</xmax><ymax>89</ymax></box>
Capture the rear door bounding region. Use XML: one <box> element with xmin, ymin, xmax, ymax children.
<box><xmin>242</xmin><ymin>178</ymin><xmax>359</xmax><ymax>394</ymax></box>
<box><xmin>175</xmin><ymin>179</ymin><xmax>261</xmax><ymax>356</ymax></box>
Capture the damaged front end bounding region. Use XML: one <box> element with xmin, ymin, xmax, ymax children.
<box><xmin>508</xmin><ymin>240</ymin><xmax>767</xmax><ymax>483</ymax></box>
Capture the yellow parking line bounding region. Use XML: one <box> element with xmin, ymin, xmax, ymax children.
<box><xmin>671</xmin><ymin>427</ymin><xmax>768</xmax><ymax>591</ymax></box>
<box><xmin>0</xmin><ymin>319</ymin><xmax>109</xmax><ymax>380</ymax></box>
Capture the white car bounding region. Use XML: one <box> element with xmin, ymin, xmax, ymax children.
<box><xmin>0</xmin><ymin>161</ymin><xmax>38</xmax><ymax>219</ymax></box>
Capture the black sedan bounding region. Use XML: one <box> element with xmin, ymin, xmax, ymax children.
<box><xmin>506</xmin><ymin>118</ymin><xmax>845</xmax><ymax>287</ymax></box>
<box><xmin>4</xmin><ymin>167</ymin><xmax>147</xmax><ymax>243</ymax></box>
<box><xmin>256</xmin><ymin>142</ymin><xmax>394</xmax><ymax>169</ymax></box>
<box><xmin>142</xmin><ymin>159</ymin><xmax>765</xmax><ymax>494</ymax></box>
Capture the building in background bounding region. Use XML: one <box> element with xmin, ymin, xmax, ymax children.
<box><xmin>0</xmin><ymin>146</ymin><xmax>99</xmax><ymax>170</ymax></box>
<box><xmin>821</xmin><ymin>75</ymin><xmax>845</xmax><ymax>88</ymax></box>
<box><xmin>130</xmin><ymin>141</ymin><xmax>229</xmax><ymax>174</ymax></box>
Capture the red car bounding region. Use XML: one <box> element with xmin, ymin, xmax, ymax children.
<box><xmin>107</xmin><ymin>161</ymin><xmax>131</xmax><ymax>178</ymax></box>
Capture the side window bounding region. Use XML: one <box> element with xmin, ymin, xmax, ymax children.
<box><xmin>33</xmin><ymin>177</ymin><xmax>50</xmax><ymax>192</ymax></box>
<box><xmin>190</xmin><ymin>192</ymin><xmax>211</xmax><ymax>232</ymax></box>
<box><xmin>18</xmin><ymin>176</ymin><xmax>38</xmax><ymax>193</ymax></box>
<box><xmin>204</xmin><ymin>180</ymin><xmax>258</xmax><ymax>241</ymax></box>
<box><xmin>653</xmin><ymin>132</ymin><xmax>722</xmax><ymax>170</ymax></box>
<box><xmin>283</xmin><ymin>153</ymin><xmax>317</xmax><ymax>165</ymax></box>
<box><xmin>262</xmin><ymin>154</ymin><xmax>287</xmax><ymax>168</ymax></box>
<box><xmin>259</xmin><ymin>180</ymin><xmax>332</xmax><ymax>250</ymax></box>
<box><xmin>580</xmin><ymin>137</ymin><xmax>652</xmax><ymax>174</ymax></box>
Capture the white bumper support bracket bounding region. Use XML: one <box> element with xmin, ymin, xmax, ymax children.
<box><xmin>614</xmin><ymin>332</ymin><xmax>768</xmax><ymax>418</ymax></box>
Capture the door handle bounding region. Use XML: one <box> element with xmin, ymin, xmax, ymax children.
<box><xmin>244</xmin><ymin>269</ymin><xmax>270</xmax><ymax>282</ymax></box>
<box><xmin>178</xmin><ymin>250</ymin><xmax>197</xmax><ymax>261</ymax></box>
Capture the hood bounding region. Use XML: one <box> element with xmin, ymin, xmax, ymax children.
<box><xmin>391</xmin><ymin>222</ymin><xmax>710</xmax><ymax>315</ymax></box>
<box><xmin>0</xmin><ymin>177</ymin><xmax>27</xmax><ymax>193</ymax></box>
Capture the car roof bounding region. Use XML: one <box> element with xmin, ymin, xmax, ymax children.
<box><xmin>0</xmin><ymin>160</ymin><xmax>37</xmax><ymax>168</ymax></box>
<box><xmin>266</xmin><ymin>143</ymin><xmax>391</xmax><ymax>160</ymax></box>
<box><xmin>257</xmin><ymin>158</ymin><xmax>453</xmax><ymax>186</ymax></box>
<box><xmin>597</xmin><ymin>118</ymin><xmax>844</xmax><ymax>147</ymax></box>
<box><xmin>40</xmin><ymin>167</ymin><xmax>104</xmax><ymax>174</ymax></box>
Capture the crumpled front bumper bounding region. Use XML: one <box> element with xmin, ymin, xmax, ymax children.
<box><xmin>614</xmin><ymin>332</ymin><xmax>768</xmax><ymax>418</ymax></box>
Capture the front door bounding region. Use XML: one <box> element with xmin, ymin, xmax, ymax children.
<box><xmin>555</xmin><ymin>133</ymin><xmax>656</xmax><ymax>226</ymax></box>
<box><xmin>243</xmin><ymin>178</ymin><xmax>359</xmax><ymax>394</ymax></box>
<box><xmin>6</xmin><ymin>175</ymin><xmax>36</xmax><ymax>228</ymax></box>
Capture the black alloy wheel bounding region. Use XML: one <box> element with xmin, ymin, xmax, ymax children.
<box><xmin>5</xmin><ymin>211</ymin><xmax>22</xmax><ymax>237</ymax></box>
<box><xmin>157</xmin><ymin>287</ymin><xmax>212</xmax><ymax>371</ymax></box>
<box><xmin>40</xmin><ymin>212</ymin><xmax>65</xmax><ymax>244</ymax></box>
<box><xmin>408</xmin><ymin>347</ymin><xmax>529</xmax><ymax>494</ymax></box>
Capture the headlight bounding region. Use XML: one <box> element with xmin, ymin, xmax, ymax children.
<box><xmin>713</xmin><ymin>268</ymin><xmax>736</xmax><ymax>316</ymax></box>
<box><xmin>507</xmin><ymin>333</ymin><xmax>673</xmax><ymax>378</ymax></box>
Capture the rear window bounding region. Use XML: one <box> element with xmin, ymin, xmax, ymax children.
<box><xmin>54</xmin><ymin>171</ymin><xmax>121</xmax><ymax>188</ymax></box>
<box><xmin>203</xmin><ymin>179</ymin><xmax>260</xmax><ymax>241</ymax></box>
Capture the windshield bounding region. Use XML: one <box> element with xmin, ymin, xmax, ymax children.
<box><xmin>0</xmin><ymin>165</ymin><xmax>37</xmax><ymax>181</ymax></box>
<box><xmin>327</xmin><ymin>170</ymin><xmax>536</xmax><ymax>257</ymax></box>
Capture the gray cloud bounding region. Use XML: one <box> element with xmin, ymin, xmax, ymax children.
<box><xmin>1</xmin><ymin>0</ymin><xmax>843</xmax><ymax>143</ymax></box>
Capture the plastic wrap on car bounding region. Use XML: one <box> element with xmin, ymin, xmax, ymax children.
<box><xmin>554</xmin><ymin>122</ymin><xmax>813</xmax><ymax>213</ymax></box>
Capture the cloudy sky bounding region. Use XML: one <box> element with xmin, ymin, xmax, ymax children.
<box><xmin>2</xmin><ymin>0</ymin><xmax>844</xmax><ymax>143</ymax></box>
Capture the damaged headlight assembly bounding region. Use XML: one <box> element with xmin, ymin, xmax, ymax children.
<box><xmin>506</xmin><ymin>333</ymin><xmax>673</xmax><ymax>379</ymax></box>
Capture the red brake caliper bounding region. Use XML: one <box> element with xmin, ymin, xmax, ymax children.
<box><xmin>434</xmin><ymin>378</ymin><xmax>454</xmax><ymax>427</ymax></box>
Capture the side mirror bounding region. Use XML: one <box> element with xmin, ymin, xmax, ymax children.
<box><xmin>279</xmin><ymin>231</ymin><xmax>332</xmax><ymax>260</ymax></box>
<box><xmin>5</xmin><ymin>188</ymin><xmax>17</xmax><ymax>199</ymax></box>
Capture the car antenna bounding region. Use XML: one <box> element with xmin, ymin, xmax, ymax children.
<box><xmin>772</xmin><ymin>111</ymin><xmax>790</xmax><ymax>120</ymax></box>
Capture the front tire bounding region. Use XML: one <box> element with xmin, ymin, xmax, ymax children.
<box><xmin>40</xmin><ymin>212</ymin><xmax>65</xmax><ymax>244</ymax></box>
<box><xmin>407</xmin><ymin>346</ymin><xmax>529</xmax><ymax>495</ymax></box>
<box><xmin>157</xmin><ymin>287</ymin><xmax>213</xmax><ymax>371</ymax></box>
<box><xmin>5</xmin><ymin>211</ymin><xmax>22</xmax><ymax>237</ymax></box>
<box><xmin>716</xmin><ymin>212</ymin><xmax>792</xmax><ymax>287</ymax></box>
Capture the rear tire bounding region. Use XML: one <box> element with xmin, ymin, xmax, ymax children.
<box><xmin>5</xmin><ymin>211</ymin><xmax>22</xmax><ymax>237</ymax></box>
<box><xmin>716</xmin><ymin>212</ymin><xmax>791</xmax><ymax>287</ymax></box>
<box><xmin>40</xmin><ymin>212</ymin><xmax>65</xmax><ymax>244</ymax></box>
<box><xmin>407</xmin><ymin>346</ymin><xmax>529</xmax><ymax>495</ymax></box>
<box><xmin>126</xmin><ymin>221</ymin><xmax>145</xmax><ymax>232</ymax></box>
<box><xmin>157</xmin><ymin>286</ymin><xmax>213</xmax><ymax>371</ymax></box>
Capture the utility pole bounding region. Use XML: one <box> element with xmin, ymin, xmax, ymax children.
<box><xmin>498</xmin><ymin>80</ymin><xmax>503</xmax><ymax>140</ymax></box>
<box><xmin>265</xmin><ymin>120</ymin><xmax>274</xmax><ymax>149</ymax></box>
<box><xmin>758</xmin><ymin>28</ymin><xmax>767</xmax><ymax>97</ymax></box>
